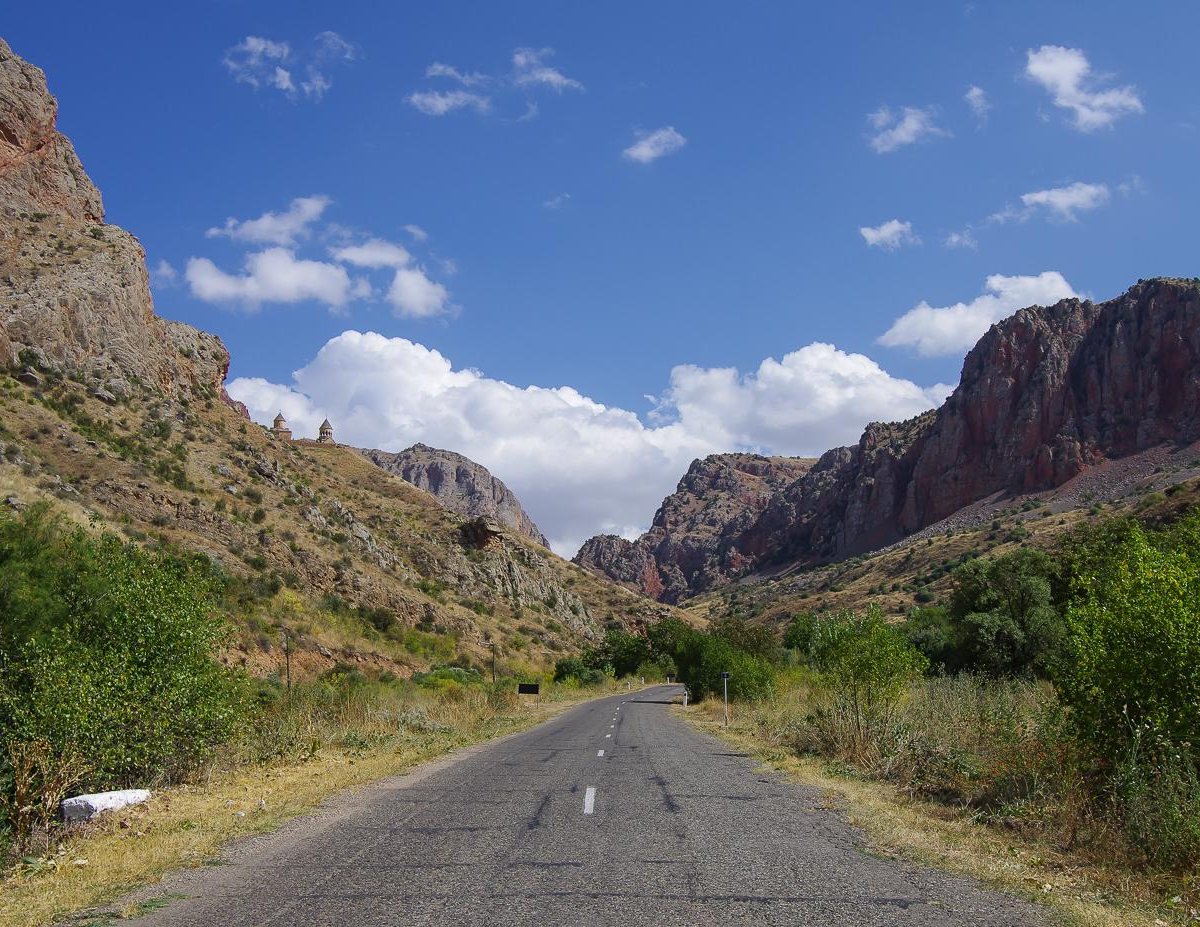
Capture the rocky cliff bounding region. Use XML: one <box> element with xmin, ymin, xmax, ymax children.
<box><xmin>577</xmin><ymin>279</ymin><xmax>1200</xmax><ymax>601</ymax></box>
<box><xmin>574</xmin><ymin>453</ymin><xmax>814</xmax><ymax>602</ymax></box>
<box><xmin>0</xmin><ymin>38</ymin><xmax>239</xmax><ymax>409</ymax></box>
<box><xmin>360</xmin><ymin>444</ymin><xmax>550</xmax><ymax>547</ymax></box>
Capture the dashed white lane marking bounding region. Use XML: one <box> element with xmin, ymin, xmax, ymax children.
<box><xmin>605</xmin><ymin>733</ymin><xmax>611</xmax><ymax>738</ymax></box>
<box><xmin>597</xmin><ymin>749</ymin><xmax>605</xmax><ymax>757</ymax></box>
<box><xmin>583</xmin><ymin>787</ymin><xmax>596</xmax><ymax>815</ymax></box>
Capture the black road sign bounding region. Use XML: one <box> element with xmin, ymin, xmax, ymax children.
<box><xmin>720</xmin><ymin>672</ymin><xmax>731</xmax><ymax>679</ymax></box>
<box><xmin>517</xmin><ymin>682</ymin><xmax>540</xmax><ymax>695</ymax></box>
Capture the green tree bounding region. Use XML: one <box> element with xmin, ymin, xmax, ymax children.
<box><xmin>0</xmin><ymin>506</ymin><xmax>242</xmax><ymax>790</ymax></box>
<box><xmin>904</xmin><ymin>548</ymin><xmax>1066</xmax><ymax>677</ymax></box>
<box><xmin>1060</xmin><ymin>522</ymin><xmax>1200</xmax><ymax>762</ymax></box>
<box><xmin>816</xmin><ymin>609</ymin><xmax>927</xmax><ymax>747</ymax></box>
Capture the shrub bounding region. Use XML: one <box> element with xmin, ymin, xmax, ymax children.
<box><xmin>0</xmin><ymin>506</ymin><xmax>242</xmax><ymax>793</ymax></box>
<box><xmin>815</xmin><ymin>609</ymin><xmax>927</xmax><ymax>746</ymax></box>
<box><xmin>1113</xmin><ymin>731</ymin><xmax>1200</xmax><ymax>870</ymax></box>
<box><xmin>904</xmin><ymin>548</ymin><xmax>1067</xmax><ymax>677</ymax></box>
<box><xmin>1060</xmin><ymin>521</ymin><xmax>1200</xmax><ymax>762</ymax></box>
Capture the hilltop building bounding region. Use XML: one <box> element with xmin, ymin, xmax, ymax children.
<box><xmin>267</xmin><ymin>414</ymin><xmax>335</xmax><ymax>445</ymax></box>
<box><xmin>270</xmin><ymin>412</ymin><xmax>292</xmax><ymax>441</ymax></box>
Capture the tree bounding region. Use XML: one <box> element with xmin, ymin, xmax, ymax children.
<box><xmin>1060</xmin><ymin>522</ymin><xmax>1200</xmax><ymax>762</ymax></box>
<box><xmin>0</xmin><ymin>506</ymin><xmax>242</xmax><ymax>790</ymax></box>
<box><xmin>904</xmin><ymin>548</ymin><xmax>1066</xmax><ymax>677</ymax></box>
<box><xmin>816</xmin><ymin>609</ymin><xmax>927</xmax><ymax>748</ymax></box>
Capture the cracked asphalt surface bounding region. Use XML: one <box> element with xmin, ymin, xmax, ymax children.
<box><xmin>115</xmin><ymin>685</ymin><xmax>1047</xmax><ymax>926</ymax></box>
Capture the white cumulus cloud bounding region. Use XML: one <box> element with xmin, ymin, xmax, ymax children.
<box><xmin>150</xmin><ymin>259</ymin><xmax>178</xmax><ymax>287</ymax></box>
<box><xmin>229</xmin><ymin>333</ymin><xmax>950</xmax><ymax>554</ymax></box>
<box><xmin>1025</xmin><ymin>45</ymin><xmax>1143</xmax><ymax>132</ymax></box>
<box><xmin>1018</xmin><ymin>181</ymin><xmax>1110</xmax><ymax>221</ymax></box>
<box><xmin>222</xmin><ymin>33</ymin><xmax>356</xmax><ymax>101</ymax></box>
<box><xmin>512</xmin><ymin>48</ymin><xmax>583</xmax><ymax>92</ymax></box>
<box><xmin>331</xmin><ymin>239</ymin><xmax>413</xmax><ymax>269</ymax></box>
<box><xmin>877</xmin><ymin>272</ymin><xmax>1079</xmax><ymax>357</ymax></box>
<box><xmin>965</xmin><ymin>85</ymin><xmax>990</xmax><ymax>125</ymax></box>
<box><xmin>406</xmin><ymin>89</ymin><xmax>491</xmax><ymax>116</ymax></box>
<box><xmin>944</xmin><ymin>229</ymin><xmax>978</xmax><ymax>250</ymax></box>
<box><xmin>859</xmin><ymin>219</ymin><xmax>920</xmax><ymax>250</ymax></box>
<box><xmin>387</xmin><ymin>268</ymin><xmax>451</xmax><ymax>318</ymax></box>
<box><xmin>206</xmin><ymin>195</ymin><xmax>331</xmax><ymax>246</ymax></box>
<box><xmin>185</xmin><ymin>248</ymin><xmax>354</xmax><ymax>310</ymax></box>
<box><xmin>426</xmin><ymin>62</ymin><xmax>488</xmax><ymax>86</ymax></box>
<box><xmin>867</xmin><ymin>105</ymin><xmax>949</xmax><ymax>153</ymax></box>
<box><xmin>623</xmin><ymin>127</ymin><xmax>687</xmax><ymax>164</ymax></box>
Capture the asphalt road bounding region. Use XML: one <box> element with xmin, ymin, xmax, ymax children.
<box><xmin>117</xmin><ymin>686</ymin><xmax>1046</xmax><ymax>926</ymax></box>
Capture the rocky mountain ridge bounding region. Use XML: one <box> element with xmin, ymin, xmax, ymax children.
<box><xmin>574</xmin><ymin>453</ymin><xmax>814</xmax><ymax>602</ymax></box>
<box><xmin>578</xmin><ymin>278</ymin><xmax>1200</xmax><ymax>601</ymax></box>
<box><xmin>359</xmin><ymin>444</ymin><xmax>550</xmax><ymax>548</ymax></box>
<box><xmin>0</xmin><ymin>39</ymin><xmax>243</xmax><ymax>413</ymax></box>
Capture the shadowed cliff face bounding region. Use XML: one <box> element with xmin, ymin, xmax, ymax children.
<box><xmin>574</xmin><ymin>453</ymin><xmax>815</xmax><ymax>603</ymax></box>
<box><xmin>577</xmin><ymin>279</ymin><xmax>1200</xmax><ymax>602</ymax></box>
<box><xmin>0</xmin><ymin>37</ymin><xmax>240</xmax><ymax>410</ymax></box>
<box><xmin>360</xmin><ymin>444</ymin><xmax>550</xmax><ymax>548</ymax></box>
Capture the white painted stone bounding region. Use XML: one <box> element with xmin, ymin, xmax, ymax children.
<box><xmin>61</xmin><ymin>789</ymin><xmax>150</xmax><ymax>823</ymax></box>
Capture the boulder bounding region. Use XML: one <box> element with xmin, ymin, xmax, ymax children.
<box><xmin>61</xmin><ymin>788</ymin><xmax>150</xmax><ymax>823</ymax></box>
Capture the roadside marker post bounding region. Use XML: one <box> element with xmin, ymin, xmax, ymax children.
<box><xmin>517</xmin><ymin>681</ymin><xmax>540</xmax><ymax>706</ymax></box>
<box><xmin>721</xmin><ymin>672</ymin><xmax>731</xmax><ymax>727</ymax></box>
<box><xmin>282</xmin><ymin>630</ymin><xmax>292</xmax><ymax>701</ymax></box>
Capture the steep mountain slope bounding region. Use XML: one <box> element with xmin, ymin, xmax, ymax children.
<box><xmin>574</xmin><ymin>453</ymin><xmax>815</xmax><ymax>602</ymax></box>
<box><xmin>579</xmin><ymin>278</ymin><xmax>1200</xmax><ymax>602</ymax></box>
<box><xmin>360</xmin><ymin>444</ymin><xmax>549</xmax><ymax>547</ymax></box>
<box><xmin>0</xmin><ymin>37</ymin><xmax>672</xmax><ymax>679</ymax></box>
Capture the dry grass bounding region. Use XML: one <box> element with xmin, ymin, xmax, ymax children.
<box><xmin>0</xmin><ymin>685</ymin><xmax>613</xmax><ymax>927</ymax></box>
<box><xmin>683</xmin><ymin>698</ymin><xmax>1193</xmax><ymax>927</ymax></box>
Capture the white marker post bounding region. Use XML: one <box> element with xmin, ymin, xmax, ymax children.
<box><xmin>721</xmin><ymin>671</ymin><xmax>731</xmax><ymax>727</ymax></box>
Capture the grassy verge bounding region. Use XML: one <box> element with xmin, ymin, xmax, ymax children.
<box><xmin>0</xmin><ymin>683</ymin><xmax>614</xmax><ymax>927</ymax></box>
<box><xmin>681</xmin><ymin>697</ymin><xmax>1190</xmax><ymax>927</ymax></box>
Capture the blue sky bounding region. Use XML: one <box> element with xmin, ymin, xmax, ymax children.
<box><xmin>7</xmin><ymin>2</ymin><xmax>1198</xmax><ymax>552</ymax></box>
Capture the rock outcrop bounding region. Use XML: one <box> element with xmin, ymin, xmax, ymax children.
<box><xmin>574</xmin><ymin>453</ymin><xmax>814</xmax><ymax>602</ymax></box>
<box><xmin>578</xmin><ymin>279</ymin><xmax>1200</xmax><ymax>601</ymax></box>
<box><xmin>0</xmin><ymin>38</ymin><xmax>241</xmax><ymax>411</ymax></box>
<box><xmin>360</xmin><ymin>444</ymin><xmax>550</xmax><ymax>548</ymax></box>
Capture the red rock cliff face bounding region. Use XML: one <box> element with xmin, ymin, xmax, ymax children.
<box><xmin>0</xmin><ymin>37</ymin><xmax>240</xmax><ymax>410</ymax></box>
<box><xmin>579</xmin><ymin>279</ymin><xmax>1200</xmax><ymax>601</ymax></box>
<box><xmin>574</xmin><ymin>453</ymin><xmax>814</xmax><ymax>602</ymax></box>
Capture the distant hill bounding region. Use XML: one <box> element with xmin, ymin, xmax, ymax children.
<box><xmin>360</xmin><ymin>444</ymin><xmax>550</xmax><ymax>548</ymax></box>
<box><xmin>574</xmin><ymin>453</ymin><xmax>814</xmax><ymax>602</ymax></box>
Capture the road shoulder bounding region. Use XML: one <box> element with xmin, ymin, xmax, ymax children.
<box><xmin>678</xmin><ymin>705</ymin><xmax>1173</xmax><ymax>927</ymax></box>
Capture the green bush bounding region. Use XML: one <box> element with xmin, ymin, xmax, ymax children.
<box><xmin>817</xmin><ymin>610</ymin><xmax>926</xmax><ymax>706</ymax></box>
<box><xmin>904</xmin><ymin>548</ymin><xmax>1066</xmax><ymax>677</ymax></box>
<box><xmin>0</xmin><ymin>506</ymin><xmax>242</xmax><ymax>791</ymax></box>
<box><xmin>1113</xmin><ymin>733</ymin><xmax>1200</xmax><ymax>870</ymax></box>
<box><xmin>1060</xmin><ymin>520</ymin><xmax>1200</xmax><ymax>763</ymax></box>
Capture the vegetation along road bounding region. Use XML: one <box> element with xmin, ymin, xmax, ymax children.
<box><xmin>116</xmin><ymin>685</ymin><xmax>1044</xmax><ymax>926</ymax></box>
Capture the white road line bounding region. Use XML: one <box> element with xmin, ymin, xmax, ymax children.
<box><xmin>583</xmin><ymin>787</ymin><xmax>596</xmax><ymax>815</ymax></box>
<box><xmin>597</xmin><ymin>749</ymin><xmax>604</xmax><ymax>757</ymax></box>
<box><xmin>605</xmin><ymin>733</ymin><xmax>611</xmax><ymax>738</ymax></box>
